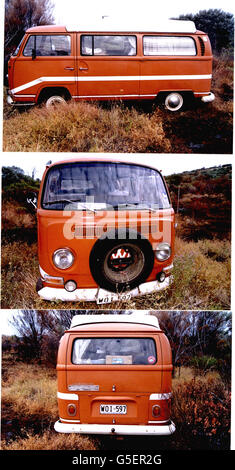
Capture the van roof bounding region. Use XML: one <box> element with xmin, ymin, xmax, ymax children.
<box><xmin>44</xmin><ymin>157</ymin><xmax>163</xmax><ymax>174</ymax></box>
<box><xmin>26</xmin><ymin>19</ymin><xmax>197</xmax><ymax>34</ymax></box>
<box><xmin>69</xmin><ymin>314</ymin><xmax>160</xmax><ymax>330</ymax></box>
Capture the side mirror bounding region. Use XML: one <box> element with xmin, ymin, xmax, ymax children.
<box><xmin>32</xmin><ymin>48</ymin><xmax>36</xmax><ymax>60</ymax></box>
<box><xmin>26</xmin><ymin>192</ymin><xmax>38</xmax><ymax>210</ymax></box>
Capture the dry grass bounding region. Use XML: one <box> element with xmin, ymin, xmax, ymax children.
<box><xmin>2</xmin><ymin>54</ymin><xmax>233</xmax><ymax>154</ymax></box>
<box><xmin>2</xmin><ymin>362</ymin><xmax>58</xmax><ymax>418</ymax></box>
<box><xmin>1</xmin><ymin>360</ymin><xmax>230</xmax><ymax>451</ymax></box>
<box><xmin>1</xmin><ymin>236</ymin><xmax>230</xmax><ymax>310</ymax></box>
<box><xmin>3</xmin><ymin>101</ymin><xmax>171</xmax><ymax>153</ymax></box>
<box><xmin>2</xmin><ymin>201</ymin><xmax>34</xmax><ymax>229</ymax></box>
<box><xmin>1</xmin><ymin>431</ymin><xmax>98</xmax><ymax>451</ymax></box>
<box><xmin>1</xmin><ymin>359</ymin><xmax>99</xmax><ymax>451</ymax></box>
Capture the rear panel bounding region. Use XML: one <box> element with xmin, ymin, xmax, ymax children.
<box><xmin>56</xmin><ymin>328</ymin><xmax>173</xmax><ymax>427</ymax></box>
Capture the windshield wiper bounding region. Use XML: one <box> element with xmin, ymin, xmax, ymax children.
<box><xmin>112</xmin><ymin>203</ymin><xmax>158</xmax><ymax>212</ymax></box>
<box><xmin>43</xmin><ymin>199</ymin><xmax>97</xmax><ymax>213</ymax></box>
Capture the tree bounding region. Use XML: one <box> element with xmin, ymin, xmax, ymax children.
<box><xmin>9</xmin><ymin>310</ymin><xmax>133</xmax><ymax>365</ymax></box>
<box><xmin>174</xmin><ymin>9</ymin><xmax>234</xmax><ymax>54</ymax></box>
<box><xmin>10</xmin><ymin>310</ymin><xmax>47</xmax><ymax>360</ymax></box>
<box><xmin>4</xmin><ymin>0</ymin><xmax>55</xmax><ymax>58</ymax></box>
<box><xmin>157</xmin><ymin>311</ymin><xmax>232</xmax><ymax>379</ymax></box>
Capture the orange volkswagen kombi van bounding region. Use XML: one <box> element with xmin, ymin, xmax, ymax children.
<box><xmin>36</xmin><ymin>158</ymin><xmax>175</xmax><ymax>304</ymax></box>
<box><xmin>54</xmin><ymin>313</ymin><xmax>176</xmax><ymax>436</ymax></box>
<box><xmin>7</xmin><ymin>19</ymin><xmax>214</xmax><ymax>111</ymax></box>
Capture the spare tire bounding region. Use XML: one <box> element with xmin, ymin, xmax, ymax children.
<box><xmin>89</xmin><ymin>229</ymin><xmax>154</xmax><ymax>293</ymax></box>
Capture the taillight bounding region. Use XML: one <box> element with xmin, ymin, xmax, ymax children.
<box><xmin>152</xmin><ymin>405</ymin><xmax>161</xmax><ymax>417</ymax></box>
<box><xmin>67</xmin><ymin>403</ymin><xmax>77</xmax><ymax>416</ymax></box>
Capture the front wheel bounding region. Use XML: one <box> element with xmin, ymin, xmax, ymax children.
<box><xmin>45</xmin><ymin>95</ymin><xmax>67</xmax><ymax>109</ymax></box>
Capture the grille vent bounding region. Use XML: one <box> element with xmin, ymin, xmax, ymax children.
<box><xmin>198</xmin><ymin>37</ymin><xmax>205</xmax><ymax>56</ymax></box>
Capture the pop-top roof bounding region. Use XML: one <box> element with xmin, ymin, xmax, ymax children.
<box><xmin>70</xmin><ymin>313</ymin><xmax>160</xmax><ymax>330</ymax></box>
<box><xmin>65</xmin><ymin>19</ymin><xmax>196</xmax><ymax>33</ymax></box>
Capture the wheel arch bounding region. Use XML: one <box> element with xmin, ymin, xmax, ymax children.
<box><xmin>37</xmin><ymin>86</ymin><xmax>71</xmax><ymax>104</ymax></box>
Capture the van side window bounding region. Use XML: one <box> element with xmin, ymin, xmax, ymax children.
<box><xmin>72</xmin><ymin>337</ymin><xmax>157</xmax><ymax>365</ymax></box>
<box><xmin>23</xmin><ymin>35</ymin><xmax>71</xmax><ymax>56</ymax></box>
<box><xmin>12</xmin><ymin>37</ymin><xmax>24</xmax><ymax>56</ymax></box>
<box><xmin>143</xmin><ymin>36</ymin><xmax>196</xmax><ymax>56</ymax></box>
<box><xmin>81</xmin><ymin>35</ymin><xmax>137</xmax><ymax>56</ymax></box>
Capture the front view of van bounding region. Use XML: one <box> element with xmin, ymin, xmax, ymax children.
<box><xmin>36</xmin><ymin>158</ymin><xmax>175</xmax><ymax>303</ymax></box>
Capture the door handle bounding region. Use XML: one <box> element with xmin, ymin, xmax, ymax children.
<box><xmin>64</xmin><ymin>66</ymin><xmax>74</xmax><ymax>70</ymax></box>
<box><xmin>79</xmin><ymin>66</ymin><xmax>88</xmax><ymax>71</ymax></box>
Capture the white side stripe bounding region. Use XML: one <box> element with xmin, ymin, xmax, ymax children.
<box><xmin>57</xmin><ymin>392</ymin><xmax>79</xmax><ymax>401</ymax></box>
<box><xmin>72</xmin><ymin>94</ymin><xmax>156</xmax><ymax>99</ymax></box>
<box><xmin>11</xmin><ymin>74</ymin><xmax>212</xmax><ymax>94</ymax></box>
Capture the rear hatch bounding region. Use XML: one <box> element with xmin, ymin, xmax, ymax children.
<box><xmin>66</xmin><ymin>334</ymin><xmax>163</xmax><ymax>425</ymax></box>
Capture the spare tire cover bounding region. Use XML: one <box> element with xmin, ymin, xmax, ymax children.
<box><xmin>89</xmin><ymin>229</ymin><xmax>154</xmax><ymax>293</ymax></box>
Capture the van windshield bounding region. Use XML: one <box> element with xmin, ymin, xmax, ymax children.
<box><xmin>42</xmin><ymin>162</ymin><xmax>170</xmax><ymax>210</ymax></box>
<box><xmin>72</xmin><ymin>337</ymin><xmax>157</xmax><ymax>365</ymax></box>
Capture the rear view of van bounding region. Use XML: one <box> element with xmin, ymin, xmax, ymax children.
<box><xmin>54</xmin><ymin>313</ymin><xmax>175</xmax><ymax>436</ymax></box>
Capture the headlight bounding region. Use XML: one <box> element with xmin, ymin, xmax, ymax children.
<box><xmin>155</xmin><ymin>243</ymin><xmax>171</xmax><ymax>261</ymax></box>
<box><xmin>53</xmin><ymin>248</ymin><xmax>74</xmax><ymax>269</ymax></box>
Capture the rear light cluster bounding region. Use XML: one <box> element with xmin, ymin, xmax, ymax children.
<box><xmin>152</xmin><ymin>405</ymin><xmax>161</xmax><ymax>417</ymax></box>
<box><xmin>67</xmin><ymin>404</ymin><xmax>77</xmax><ymax>416</ymax></box>
<box><xmin>152</xmin><ymin>399</ymin><xmax>171</xmax><ymax>419</ymax></box>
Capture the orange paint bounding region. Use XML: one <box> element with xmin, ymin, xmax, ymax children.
<box><xmin>54</xmin><ymin>314</ymin><xmax>176</xmax><ymax>435</ymax></box>
<box><xmin>36</xmin><ymin>158</ymin><xmax>175</xmax><ymax>302</ymax></box>
<box><xmin>7</xmin><ymin>22</ymin><xmax>214</xmax><ymax>110</ymax></box>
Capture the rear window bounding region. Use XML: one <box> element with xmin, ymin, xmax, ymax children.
<box><xmin>23</xmin><ymin>34</ymin><xmax>71</xmax><ymax>56</ymax></box>
<box><xmin>143</xmin><ymin>35</ymin><xmax>196</xmax><ymax>56</ymax></box>
<box><xmin>72</xmin><ymin>337</ymin><xmax>157</xmax><ymax>365</ymax></box>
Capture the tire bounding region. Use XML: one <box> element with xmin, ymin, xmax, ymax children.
<box><xmin>89</xmin><ymin>229</ymin><xmax>154</xmax><ymax>293</ymax></box>
<box><xmin>45</xmin><ymin>95</ymin><xmax>67</xmax><ymax>109</ymax></box>
<box><xmin>164</xmin><ymin>92</ymin><xmax>184</xmax><ymax>112</ymax></box>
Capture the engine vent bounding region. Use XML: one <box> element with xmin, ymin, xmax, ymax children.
<box><xmin>198</xmin><ymin>36</ymin><xmax>205</xmax><ymax>56</ymax></box>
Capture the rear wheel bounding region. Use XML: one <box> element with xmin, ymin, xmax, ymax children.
<box><xmin>89</xmin><ymin>229</ymin><xmax>154</xmax><ymax>292</ymax></box>
<box><xmin>164</xmin><ymin>92</ymin><xmax>184</xmax><ymax>112</ymax></box>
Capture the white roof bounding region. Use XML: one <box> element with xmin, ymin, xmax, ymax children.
<box><xmin>70</xmin><ymin>313</ymin><xmax>160</xmax><ymax>330</ymax></box>
<box><xmin>66</xmin><ymin>19</ymin><xmax>196</xmax><ymax>34</ymax></box>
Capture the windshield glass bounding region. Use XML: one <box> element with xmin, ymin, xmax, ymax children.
<box><xmin>42</xmin><ymin>162</ymin><xmax>170</xmax><ymax>210</ymax></box>
<box><xmin>72</xmin><ymin>337</ymin><xmax>157</xmax><ymax>365</ymax></box>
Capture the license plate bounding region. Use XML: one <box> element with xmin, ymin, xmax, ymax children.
<box><xmin>100</xmin><ymin>404</ymin><xmax>127</xmax><ymax>414</ymax></box>
<box><xmin>97</xmin><ymin>290</ymin><xmax>132</xmax><ymax>304</ymax></box>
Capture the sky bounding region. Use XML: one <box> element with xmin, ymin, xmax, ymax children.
<box><xmin>53</xmin><ymin>0</ymin><xmax>234</xmax><ymax>24</ymax></box>
<box><xmin>0</xmin><ymin>310</ymin><xmax>21</xmax><ymax>336</ymax></box>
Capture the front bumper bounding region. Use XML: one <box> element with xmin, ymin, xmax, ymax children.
<box><xmin>54</xmin><ymin>420</ymin><xmax>176</xmax><ymax>436</ymax></box>
<box><xmin>38</xmin><ymin>275</ymin><xmax>172</xmax><ymax>304</ymax></box>
<box><xmin>7</xmin><ymin>91</ymin><xmax>35</xmax><ymax>106</ymax></box>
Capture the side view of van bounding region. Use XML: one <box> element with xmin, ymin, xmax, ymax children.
<box><xmin>7</xmin><ymin>19</ymin><xmax>214</xmax><ymax>111</ymax></box>
<box><xmin>54</xmin><ymin>313</ymin><xmax>176</xmax><ymax>436</ymax></box>
<box><xmin>35</xmin><ymin>157</ymin><xmax>175</xmax><ymax>304</ymax></box>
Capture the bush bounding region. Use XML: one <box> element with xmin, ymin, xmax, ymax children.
<box><xmin>172</xmin><ymin>377</ymin><xmax>231</xmax><ymax>449</ymax></box>
<box><xmin>190</xmin><ymin>355</ymin><xmax>218</xmax><ymax>375</ymax></box>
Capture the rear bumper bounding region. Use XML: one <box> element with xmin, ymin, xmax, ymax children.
<box><xmin>38</xmin><ymin>275</ymin><xmax>172</xmax><ymax>304</ymax></box>
<box><xmin>54</xmin><ymin>420</ymin><xmax>176</xmax><ymax>436</ymax></box>
<box><xmin>201</xmin><ymin>92</ymin><xmax>215</xmax><ymax>103</ymax></box>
